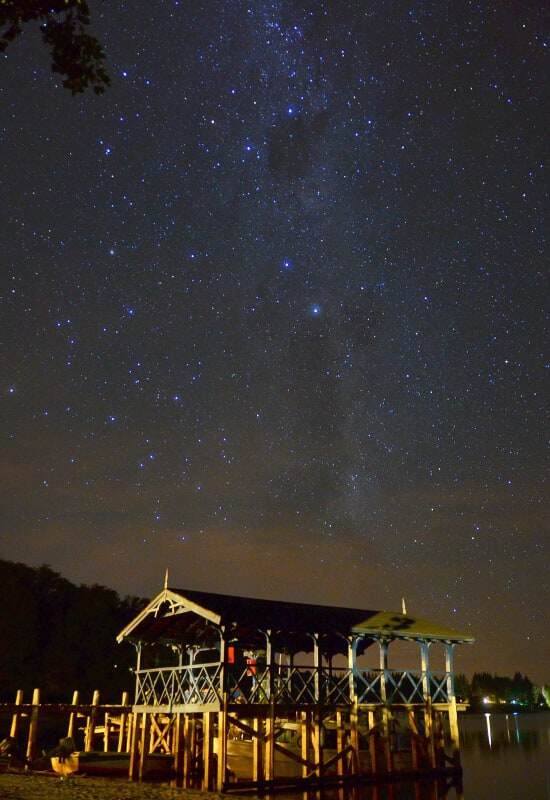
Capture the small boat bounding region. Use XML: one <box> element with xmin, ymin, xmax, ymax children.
<box><xmin>51</xmin><ymin>751</ymin><xmax>173</xmax><ymax>778</ymax></box>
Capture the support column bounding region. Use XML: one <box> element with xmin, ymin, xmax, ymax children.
<box><xmin>217</xmin><ymin>628</ymin><xmax>228</xmax><ymax>791</ymax></box>
<box><xmin>348</xmin><ymin>636</ymin><xmax>360</xmax><ymax>775</ymax></box>
<box><xmin>420</xmin><ymin>641</ymin><xmax>436</xmax><ymax>769</ymax></box>
<box><xmin>252</xmin><ymin>714</ymin><xmax>264</xmax><ymax>783</ymax></box>
<box><xmin>202</xmin><ymin>712</ymin><xmax>214</xmax><ymax>791</ymax></box>
<box><xmin>367</xmin><ymin>709</ymin><xmax>378</xmax><ymax>775</ymax></box>
<box><xmin>301</xmin><ymin>710</ymin><xmax>311</xmax><ymax>779</ymax></box>
<box><xmin>378</xmin><ymin>640</ymin><xmax>392</xmax><ymax>772</ymax></box>
<box><xmin>264</xmin><ymin>705</ymin><xmax>275</xmax><ymax>782</ymax></box>
<box><xmin>407</xmin><ymin>708</ymin><xmax>420</xmax><ymax>771</ymax></box>
<box><xmin>217</xmin><ymin>696</ymin><xmax>228</xmax><ymax>790</ymax></box>
<box><xmin>182</xmin><ymin>714</ymin><xmax>194</xmax><ymax>787</ymax></box>
<box><xmin>173</xmin><ymin>713</ymin><xmax>184</xmax><ymax>787</ymax></box>
<box><xmin>26</xmin><ymin>688</ymin><xmax>40</xmax><ymax>762</ymax></box>
<box><xmin>138</xmin><ymin>712</ymin><xmax>150</xmax><ymax>781</ymax></box>
<box><xmin>336</xmin><ymin>709</ymin><xmax>346</xmax><ymax>777</ymax></box>
<box><xmin>128</xmin><ymin>712</ymin><xmax>140</xmax><ymax>780</ymax></box>
<box><xmin>445</xmin><ymin>642</ymin><xmax>461</xmax><ymax>766</ymax></box>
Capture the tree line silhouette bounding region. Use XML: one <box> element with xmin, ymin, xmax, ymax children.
<box><xmin>0</xmin><ymin>559</ymin><xmax>145</xmax><ymax>701</ymax></box>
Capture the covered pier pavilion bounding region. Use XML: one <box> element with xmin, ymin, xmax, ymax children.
<box><xmin>117</xmin><ymin>585</ymin><xmax>473</xmax><ymax>792</ymax></box>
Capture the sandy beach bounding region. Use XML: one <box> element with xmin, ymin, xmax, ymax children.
<box><xmin>0</xmin><ymin>773</ymin><xmax>238</xmax><ymax>800</ymax></box>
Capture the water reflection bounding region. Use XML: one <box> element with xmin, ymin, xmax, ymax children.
<box><xmin>295</xmin><ymin>779</ymin><xmax>463</xmax><ymax>800</ymax></box>
<box><xmin>271</xmin><ymin>712</ymin><xmax>550</xmax><ymax>800</ymax></box>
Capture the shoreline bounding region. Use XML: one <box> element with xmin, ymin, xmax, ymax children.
<box><xmin>0</xmin><ymin>773</ymin><xmax>245</xmax><ymax>800</ymax></box>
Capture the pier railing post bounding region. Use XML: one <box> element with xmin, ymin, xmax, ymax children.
<box><xmin>420</xmin><ymin>641</ymin><xmax>436</xmax><ymax>769</ymax></box>
<box><xmin>445</xmin><ymin>642</ymin><xmax>461</xmax><ymax>765</ymax></box>
<box><xmin>378</xmin><ymin>639</ymin><xmax>393</xmax><ymax>772</ymax></box>
<box><xmin>10</xmin><ymin>689</ymin><xmax>23</xmax><ymax>740</ymax></box>
<box><xmin>26</xmin><ymin>688</ymin><xmax>40</xmax><ymax>762</ymax></box>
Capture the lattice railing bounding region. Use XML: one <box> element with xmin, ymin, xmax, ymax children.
<box><xmin>135</xmin><ymin>664</ymin><xmax>451</xmax><ymax>707</ymax></box>
<box><xmin>135</xmin><ymin>663</ymin><xmax>221</xmax><ymax>706</ymax></box>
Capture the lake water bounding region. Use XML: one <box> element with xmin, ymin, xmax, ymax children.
<box><xmin>281</xmin><ymin>712</ymin><xmax>550</xmax><ymax>800</ymax></box>
<box><xmin>459</xmin><ymin>711</ymin><xmax>550</xmax><ymax>800</ymax></box>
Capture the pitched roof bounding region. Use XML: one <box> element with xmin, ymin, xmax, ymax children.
<box><xmin>117</xmin><ymin>587</ymin><xmax>474</xmax><ymax>649</ymax></box>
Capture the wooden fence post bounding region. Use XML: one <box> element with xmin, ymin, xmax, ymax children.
<box><xmin>26</xmin><ymin>688</ymin><xmax>40</xmax><ymax>762</ymax></box>
<box><xmin>10</xmin><ymin>690</ymin><xmax>23</xmax><ymax>740</ymax></box>
<box><xmin>67</xmin><ymin>690</ymin><xmax>79</xmax><ymax>740</ymax></box>
<box><xmin>84</xmin><ymin>690</ymin><xmax>100</xmax><ymax>752</ymax></box>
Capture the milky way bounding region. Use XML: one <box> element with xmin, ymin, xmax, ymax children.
<box><xmin>1</xmin><ymin>1</ymin><xmax>548</xmax><ymax>679</ymax></box>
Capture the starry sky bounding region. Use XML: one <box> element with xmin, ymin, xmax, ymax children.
<box><xmin>1</xmin><ymin>1</ymin><xmax>548</xmax><ymax>681</ymax></box>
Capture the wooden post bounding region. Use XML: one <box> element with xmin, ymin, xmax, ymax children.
<box><xmin>126</xmin><ymin>713</ymin><xmax>134</xmax><ymax>754</ymax></box>
<box><xmin>264</xmin><ymin>704</ymin><xmax>275</xmax><ymax>782</ymax></box>
<box><xmin>138</xmin><ymin>712</ymin><xmax>151</xmax><ymax>781</ymax></box>
<box><xmin>173</xmin><ymin>713</ymin><xmax>184</xmax><ymax>787</ymax></box>
<box><xmin>378</xmin><ymin>640</ymin><xmax>393</xmax><ymax>772</ymax></box>
<box><xmin>183</xmin><ymin>715</ymin><xmax>194</xmax><ymax>787</ymax></box>
<box><xmin>313</xmin><ymin>634</ymin><xmax>321</xmax><ymax>704</ymax></box>
<box><xmin>312</xmin><ymin>708</ymin><xmax>323</xmax><ymax>778</ymax></box>
<box><xmin>103</xmin><ymin>713</ymin><xmax>110</xmax><ymax>752</ymax></box>
<box><xmin>202</xmin><ymin>712</ymin><xmax>214</xmax><ymax>791</ymax></box>
<box><xmin>420</xmin><ymin>641</ymin><xmax>436</xmax><ymax>769</ymax></box>
<box><xmin>84</xmin><ymin>690</ymin><xmax>100</xmax><ymax>752</ymax></box>
<box><xmin>336</xmin><ymin>709</ymin><xmax>346</xmax><ymax>777</ymax></box>
<box><xmin>445</xmin><ymin>642</ymin><xmax>461</xmax><ymax>766</ymax></box>
<box><xmin>301</xmin><ymin>710</ymin><xmax>311</xmax><ymax>779</ymax></box>
<box><xmin>368</xmin><ymin>708</ymin><xmax>377</xmax><ymax>774</ymax></box>
<box><xmin>129</xmin><ymin>712</ymin><xmax>140</xmax><ymax>780</ymax></box>
<box><xmin>216</xmin><ymin>629</ymin><xmax>228</xmax><ymax>791</ymax></box>
<box><xmin>252</xmin><ymin>714</ymin><xmax>263</xmax><ymax>784</ymax></box>
<box><xmin>67</xmin><ymin>690</ymin><xmax>79</xmax><ymax>740</ymax></box>
<box><xmin>407</xmin><ymin>708</ymin><xmax>420</xmax><ymax>771</ymax></box>
<box><xmin>10</xmin><ymin>689</ymin><xmax>23</xmax><ymax>739</ymax></box>
<box><xmin>118</xmin><ymin>691</ymin><xmax>129</xmax><ymax>752</ymax></box>
<box><xmin>26</xmin><ymin>688</ymin><xmax>40</xmax><ymax>762</ymax></box>
<box><xmin>350</xmin><ymin>704</ymin><xmax>360</xmax><ymax>775</ymax></box>
<box><xmin>347</xmin><ymin>637</ymin><xmax>359</xmax><ymax>775</ymax></box>
<box><xmin>217</xmin><ymin>697</ymin><xmax>228</xmax><ymax>791</ymax></box>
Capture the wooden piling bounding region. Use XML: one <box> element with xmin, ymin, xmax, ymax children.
<box><xmin>25</xmin><ymin>688</ymin><xmax>40</xmax><ymax>762</ymax></box>
<box><xmin>118</xmin><ymin>691</ymin><xmax>129</xmax><ymax>752</ymax></box>
<box><xmin>138</xmin><ymin>712</ymin><xmax>151</xmax><ymax>781</ymax></box>
<box><xmin>9</xmin><ymin>689</ymin><xmax>23</xmax><ymax>739</ymax></box>
<box><xmin>84</xmin><ymin>690</ymin><xmax>100</xmax><ymax>752</ymax></box>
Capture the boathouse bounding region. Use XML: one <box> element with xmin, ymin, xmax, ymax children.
<box><xmin>117</xmin><ymin>585</ymin><xmax>473</xmax><ymax>791</ymax></box>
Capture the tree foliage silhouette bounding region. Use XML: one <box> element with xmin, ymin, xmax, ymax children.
<box><xmin>0</xmin><ymin>559</ymin><xmax>145</xmax><ymax>700</ymax></box>
<box><xmin>1</xmin><ymin>0</ymin><xmax>109</xmax><ymax>94</ymax></box>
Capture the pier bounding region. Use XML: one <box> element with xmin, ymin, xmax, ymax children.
<box><xmin>117</xmin><ymin>585</ymin><xmax>473</xmax><ymax>791</ymax></box>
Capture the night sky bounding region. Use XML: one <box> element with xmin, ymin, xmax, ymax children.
<box><xmin>1</xmin><ymin>2</ymin><xmax>548</xmax><ymax>681</ymax></box>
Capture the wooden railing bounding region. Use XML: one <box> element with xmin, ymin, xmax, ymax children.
<box><xmin>0</xmin><ymin>689</ymin><xmax>132</xmax><ymax>761</ymax></box>
<box><xmin>134</xmin><ymin>664</ymin><xmax>452</xmax><ymax>707</ymax></box>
